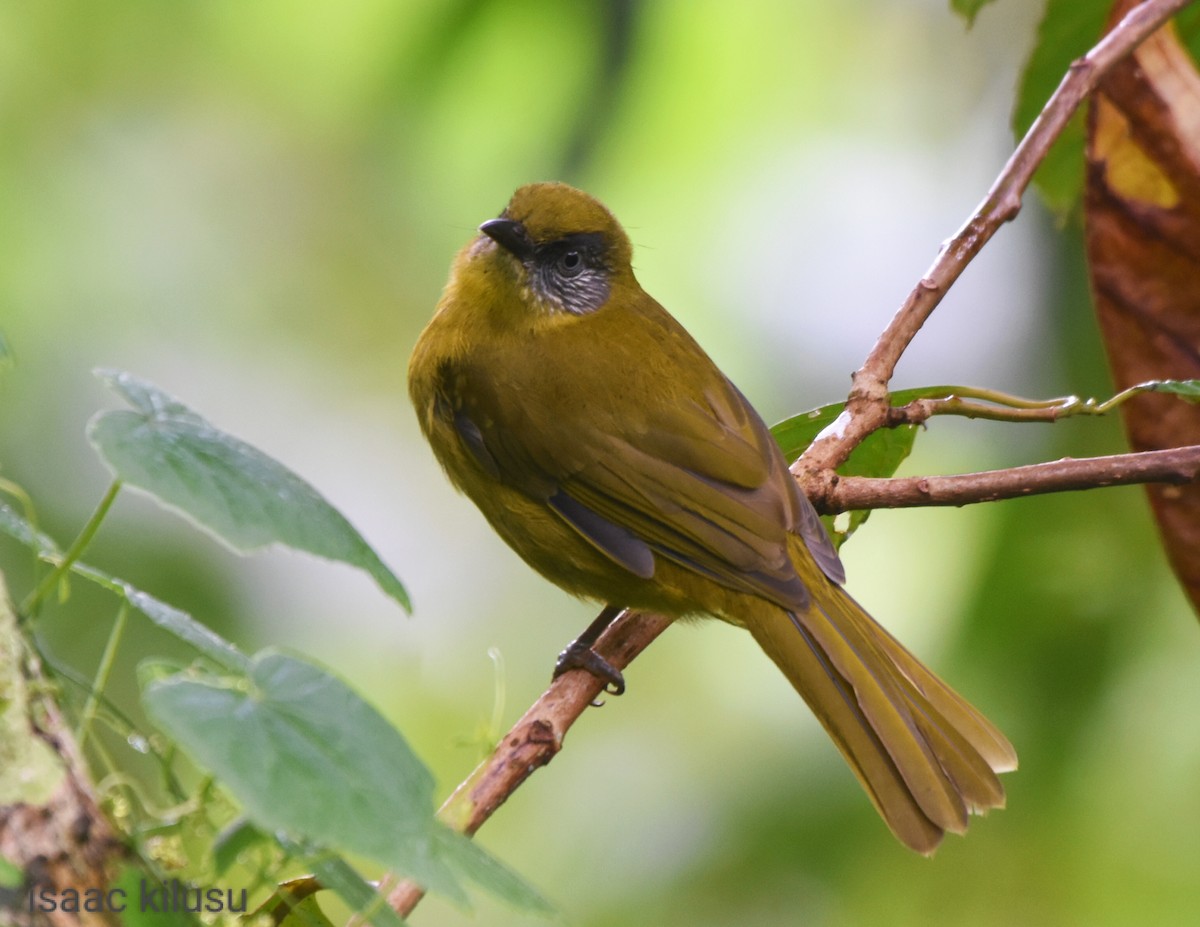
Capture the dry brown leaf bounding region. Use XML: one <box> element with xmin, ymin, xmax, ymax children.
<box><xmin>1085</xmin><ymin>0</ymin><xmax>1200</xmax><ymax>615</ymax></box>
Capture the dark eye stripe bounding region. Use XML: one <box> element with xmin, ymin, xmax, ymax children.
<box><xmin>538</xmin><ymin>233</ymin><xmax>607</xmax><ymax>267</ymax></box>
<box><xmin>528</xmin><ymin>232</ymin><xmax>612</xmax><ymax>314</ymax></box>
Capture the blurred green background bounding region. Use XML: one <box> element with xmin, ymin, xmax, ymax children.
<box><xmin>2</xmin><ymin>1</ymin><xmax>1199</xmax><ymax>924</ymax></box>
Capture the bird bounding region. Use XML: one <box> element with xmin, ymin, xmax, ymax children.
<box><xmin>407</xmin><ymin>181</ymin><xmax>1017</xmax><ymax>853</ymax></box>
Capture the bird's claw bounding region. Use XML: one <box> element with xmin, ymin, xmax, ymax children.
<box><xmin>553</xmin><ymin>642</ymin><xmax>626</xmax><ymax>702</ymax></box>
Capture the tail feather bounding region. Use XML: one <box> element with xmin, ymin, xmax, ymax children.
<box><xmin>794</xmin><ymin>602</ymin><xmax>971</xmax><ymax>835</ymax></box>
<box><xmin>745</xmin><ymin>584</ymin><xmax>1015</xmax><ymax>854</ymax></box>
<box><xmin>860</xmin><ymin>607</ymin><xmax>1018</xmax><ymax>774</ymax></box>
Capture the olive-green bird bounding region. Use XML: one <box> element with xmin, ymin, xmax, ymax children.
<box><xmin>408</xmin><ymin>182</ymin><xmax>1017</xmax><ymax>853</ymax></box>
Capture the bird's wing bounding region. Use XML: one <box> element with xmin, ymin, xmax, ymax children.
<box><xmin>454</xmin><ymin>317</ymin><xmax>843</xmax><ymax>610</ymax></box>
<box><xmin>563</xmin><ymin>381</ymin><xmax>806</xmax><ymax>603</ymax></box>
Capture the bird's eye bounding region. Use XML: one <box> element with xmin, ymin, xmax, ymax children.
<box><xmin>555</xmin><ymin>250</ymin><xmax>584</xmax><ymax>278</ymax></box>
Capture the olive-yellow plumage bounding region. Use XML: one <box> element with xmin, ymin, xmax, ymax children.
<box><xmin>408</xmin><ymin>182</ymin><xmax>1016</xmax><ymax>853</ymax></box>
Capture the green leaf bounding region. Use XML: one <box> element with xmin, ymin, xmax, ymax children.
<box><xmin>1013</xmin><ymin>0</ymin><xmax>1109</xmax><ymax>219</ymax></box>
<box><xmin>212</xmin><ymin>816</ymin><xmax>270</xmax><ymax>876</ymax></box>
<box><xmin>770</xmin><ymin>392</ymin><xmax>919</xmax><ymax>547</ymax></box>
<box><xmin>298</xmin><ymin>856</ymin><xmax>407</xmax><ymax>927</ymax></box>
<box><xmin>0</xmin><ymin>500</ymin><xmax>58</xmax><ymax>558</ymax></box>
<box><xmin>79</xmin><ymin>565</ymin><xmax>248</xmax><ymax>671</ymax></box>
<box><xmin>0</xmin><ymin>501</ymin><xmax>247</xmax><ymax>670</ymax></box>
<box><xmin>770</xmin><ymin>401</ymin><xmax>917</xmax><ymax>481</ymax></box>
<box><xmin>250</xmin><ymin>876</ymin><xmax>329</xmax><ymax>927</ymax></box>
<box><xmin>107</xmin><ymin>866</ymin><xmax>206</xmax><ymax>927</ymax></box>
<box><xmin>828</xmin><ymin>423</ymin><xmax>917</xmax><ymax>545</ymax></box>
<box><xmin>771</xmin><ymin>384</ymin><xmax>1008</xmax><ymax>464</ymax></box>
<box><xmin>1143</xmin><ymin>379</ymin><xmax>1200</xmax><ymax>400</ymax></box>
<box><xmin>141</xmin><ymin>650</ymin><xmax>451</xmax><ymax>894</ymax></box>
<box><xmin>276</xmin><ymin>894</ymin><xmax>339</xmax><ymax>927</ymax></box>
<box><xmin>141</xmin><ymin>650</ymin><xmax>546</xmax><ymax>912</ymax></box>
<box><xmin>1181</xmin><ymin>6</ymin><xmax>1200</xmax><ymax>63</ymax></box>
<box><xmin>433</xmin><ymin>830</ymin><xmax>553</xmax><ymax>916</ymax></box>
<box><xmin>770</xmin><ymin>404</ymin><xmax>842</xmax><ymax>464</ymax></box>
<box><xmin>87</xmin><ymin>369</ymin><xmax>410</xmax><ymax>611</ymax></box>
<box><xmin>0</xmin><ymin>856</ymin><xmax>22</xmax><ymax>889</ymax></box>
<box><xmin>950</xmin><ymin>0</ymin><xmax>994</xmax><ymax>27</ymax></box>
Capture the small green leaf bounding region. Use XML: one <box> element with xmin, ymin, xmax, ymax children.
<box><xmin>81</xmin><ymin>566</ymin><xmax>248</xmax><ymax>671</ymax></box>
<box><xmin>1013</xmin><ymin>0</ymin><xmax>1109</xmax><ymax>219</ymax></box>
<box><xmin>771</xmin><ymin>384</ymin><xmax>998</xmax><ymax>463</ymax></box>
<box><xmin>87</xmin><ymin>369</ymin><xmax>409</xmax><ymax>611</ymax></box>
<box><xmin>770</xmin><ymin>402</ymin><xmax>917</xmax><ymax>481</ymax></box>
<box><xmin>950</xmin><ymin>0</ymin><xmax>994</xmax><ymax>27</ymax></box>
<box><xmin>1144</xmin><ymin>379</ymin><xmax>1200</xmax><ymax>400</ymax></box>
<box><xmin>0</xmin><ymin>856</ymin><xmax>22</xmax><ymax>889</ymax></box>
<box><xmin>212</xmin><ymin>817</ymin><xmax>270</xmax><ymax>876</ymax></box>
<box><xmin>0</xmin><ymin>500</ymin><xmax>58</xmax><ymax>559</ymax></box>
<box><xmin>136</xmin><ymin>658</ymin><xmax>189</xmax><ymax>689</ymax></box>
<box><xmin>433</xmin><ymin>829</ymin><xmax>554</xmax><ymax>916</ymax></box>
<box><xmin>107</xmin><ymin>866</ymin><xmax>203</xmax><ymax>927</ymax></box>
<box><xmin>250</xmin><ymin>876</ymin><xmax>331</xmax><ymax>927</ymax></box>
<box><xmin>771</xmin><ymin>393</ymin><xmax>920</xmax><ymax>548</ymax></box>
<box><xmin>141</xmin><ymin>651</ymin><xmax>446</xmax><ymax>884</ymax></box>
<box><xmin>142</xmin><ymin>652</ymin><xmax>458</xmax><ymax>904</ymax></box>
<box><xmin>276</xmin><ymin>894</ymin><xmax>338</xmax><ymax>927</ymax></box>
<box><xmin>298</xmin><ymin>856</ymin><xmax>407</xmax><ymax>927</ymax></box>
<box><xmin>828</xmin><ymin>423</ymin><xmax>917</xmax><ymax>545</ymax></box>
<box><xmin>0</xmin><ymin>501</ymin><xmax>247</xmax><ymax>669</ymax></box>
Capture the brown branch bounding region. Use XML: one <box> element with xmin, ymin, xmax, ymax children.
<box><xmin>889</xmin><ymin>396</ymin><xmax>1081</xmax><ymax>426</ymax></box>
<box><xmin>0</xmin><ymin>577</ymin><xmax>128</xmax><ymax>927</ymax></box>
<box><xmin>383</xmin><ymin>609</ymin><xmax>673</xmax><ymax>919</ymax></box>
<box><xmin>794</xmin><ymin>0</ymin><xmax>1195</xmax><ymax>483</ymax></box>
<box><xmin>811</xmin><ymin>445</ymin><xmax>1200</xmax><ymax>512</ymax></box>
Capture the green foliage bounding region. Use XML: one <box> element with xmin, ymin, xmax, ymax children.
<box><xmin>108</xmin><ymin>866</ymin><xmax>200</xmax><ymax>927</ymax></box>
<box><xmin>275</xmin><ymin>893</ymin><xmax>341</xmax><ymax>927</ymax></box>
<box><xmin>1013</xmin><ymin>2</ymin><xmax>1200</xmax><ymax>219</ymax></box>
<box><xmin>1013</xmin><ymin>0</ymin><xmax>1108</xmax><ymax>220</ymax></box>
<box><xmin>771</xmin><ymin>397</ymin><xmax>916</xmax><ymax>470</ymax></box>
<box><xmin>297</xmin><ymin>858</ymin><xmax>406</xmax><ymax>927</ymax></box>
<box><xmin>0</xmin><ymin>501</ymin><xmax>246</xmax><ymax>669</ymax></box>
<box><xmin>0</xmin><ymin>857</ymin><xmax>22</xmax><ymax>889</ymax></box>
<box><xmin>88</xmin><ymin>369</ymin><xmax>410</xmax><ymax>611</ymax></box>
<box><xmin>212</xmin><ymin>817</ymin><xmax>270</xmax><ymax>877</ymax></box>
<box><xmin>142</xmin><ymin>649</ymin><xmax>547</xmax><ymax>912</ymax></box>
<box><xmin>770</xmin><ymin>376</ymin><xmax>1200</xmax><ymax>546</ymax></box>
<box><xmin>771</xmin><ymin>391</ymin><xmax>918</xmax><ymax>546</ymax></box>
<box><xmin>949</xmin><ymin>0</ymin><xmax>996</xmax><ymax>28</ymax></box>
<box><xmin>1143</xmin><ymin>378</ymin><xmax>1200</xmax><ymax>400</ymax></box>
<box><xmin>1</xmin><ymin>370</ymin><xmax>545</xmax><ymax>921</ymax></box>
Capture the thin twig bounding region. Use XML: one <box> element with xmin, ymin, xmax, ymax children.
<box><xmin>813</xmin><ymin>445</ymin><xmax>1200</xmax><ymax>512</ymax></box>
<box><xmin>794</xmin><ymin>0</ymin><xmax>1194</xmax><ymax>482</ymax></box>
<box><xmin>384</xmin><ymin>610</ymin><xmax>673</xmax><ymax>918</ymax></box>
<box><xmin>885</xmin><ymin>379</ymin><xmax>1197</xmax><ymax>425</ymax></box>
<box><xmin>891</xmin><ymin>396</ymin><xmax>1082</xmax><ymax>425</ymax></box>
<box><xmin>20</xmin><ymin>479</ymin><xmax>122</xmax><ymax>616</ymax></box>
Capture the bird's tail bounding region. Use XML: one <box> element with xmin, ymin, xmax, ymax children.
<box><xmin>745</xmin><ymin>573</ymin><xmax>1017</xmax><ymax>854</ymax></box>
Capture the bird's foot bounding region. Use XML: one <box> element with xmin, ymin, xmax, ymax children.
<box><xmin>553</xmin><ymin>641</ymin><xmax>625</xmax><ymax>698</ymax></box>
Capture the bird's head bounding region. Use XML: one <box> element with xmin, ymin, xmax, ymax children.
<box><xmin>459</xmin><ymin>182</ymin><xmax>634</xmax><ymax>319</ymax></box>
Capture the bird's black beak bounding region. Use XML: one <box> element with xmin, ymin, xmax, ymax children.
<box><xmin>479</xmin><ymin>218</ymin><xmax>535</xmax><ymax>260</ymax></box>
